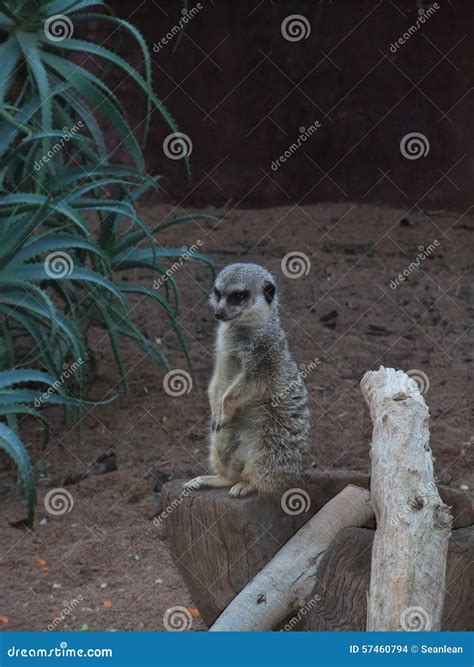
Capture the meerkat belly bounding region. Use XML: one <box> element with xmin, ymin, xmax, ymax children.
<box><xmin>210</xmin><ymin>396</ymin><xmax>258</xmax><ymax>473</ymax></box>
<box><xmin>231</xmin><ymin>401</ymin><xmax>265</xmax><ymax>447</ymax></box>
<box><xmin>214</xmin><ymin>351</ymin><xmax>242</xmax><ymax>400</ymax></box>
<box><xmin>211</xmin><ymin>424</ymin><xmax>249</xmax><ymax>480</ymax></box>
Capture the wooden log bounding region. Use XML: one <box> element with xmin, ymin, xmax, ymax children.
<box><xmin>299</xmin><ymin>526</ymin><xmax>474</xmax><ymax>631</ymax></box>
<box><xmin>210</xmin><ymin>485</ymin><xmax>373</xmax><ymax>631</ymax></box>
<box><xmin>361</xmin><ymin>366</ymin><xmax>453</xmax><ymax>631</ymax></box>
<box><xmin>162</xmin><ymin>470</ymin><xmax>472</xmax><ymax>628</ymax></box>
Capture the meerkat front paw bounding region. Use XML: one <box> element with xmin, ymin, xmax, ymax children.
<box><xmin>211</xmin><ymin>406</ymin><xmax>231</xmax><ymax>433</ymax></box>
<box><xmin>229</xmin><ymin>481</ymin><xmax>257</xmax><ymax>498</ymax></box>
<box><xmin>211</xmin><ymin>418</ymin><xmax>224</xmax><ymax>433</ymax></box>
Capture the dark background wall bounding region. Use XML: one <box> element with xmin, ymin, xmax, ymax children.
<box><xmin>104</xmin><ymin>0</ymin><xmax>472</xmax><ymax>208</ymax></box>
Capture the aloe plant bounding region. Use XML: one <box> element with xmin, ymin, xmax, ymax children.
<box><xmin>0</xmin><ymin>0</ymin><xmax>188</xmax><ymax>180</ymax></box>
<box><xmin>0</xmin><ymin>366</ymin><xmax>116</xmax><ymax>526</ymax></box>
<box><xmin>0</xmin><ymin>1</ymin><xmax>214</xmax><ymax>525</ymax></box>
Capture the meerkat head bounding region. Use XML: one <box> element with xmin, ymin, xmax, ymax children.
<box><xmin>210</xmin><ymin>263</ymin><xmax>278</xmax><ymax>326</ymax></box>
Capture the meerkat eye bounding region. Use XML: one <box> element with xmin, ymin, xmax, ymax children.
<box><xmin>227</xmin><ymin>290</ymin><xmax>249</xmax><ymax>305</ymax></box>
<box><xmin>213</xmin><ymin>287</ymin><xmax>221</xmax><ymax>301</ymax></box>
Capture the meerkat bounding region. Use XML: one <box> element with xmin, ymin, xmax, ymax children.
<box><xmin>184</xmin><ymin>263</ymin><xmax>310</xmax><ymax>498</ymax></box>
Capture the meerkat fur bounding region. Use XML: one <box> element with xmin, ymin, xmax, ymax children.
<box><xmin>184</xmin><ymin>263</ymin><xmax>310</xmax><ymax>498</ymax></box>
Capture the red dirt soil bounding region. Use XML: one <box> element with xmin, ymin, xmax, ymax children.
<box><xmin>0</xmin><ymin>203</ymin><xmax>472</xmax><ymax>631</ymax></box>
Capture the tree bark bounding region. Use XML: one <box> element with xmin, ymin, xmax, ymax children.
<box><xmin>162</xmin><ymin>472</ymin><xmax>470</xmax><ymax>629</ymax></box>
<box><xmin>361</xmin><ymin>366</ymin><xmax>452</xmax><ymax>631</ymax></box>
<box><xmin>210</xmin><ymin>484</ymin><xmax>373</xmax><ymax>631</ymax></box>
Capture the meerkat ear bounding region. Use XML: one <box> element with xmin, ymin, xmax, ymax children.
<box><xmin>263</xmin><ymin>280</ymin><xmax>276</xmax><ymax>304</ymax></box>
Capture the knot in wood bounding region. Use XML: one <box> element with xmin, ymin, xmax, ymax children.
<box><xmin>256</xmin><ymin>593</ymin><xmax>266</xmax><ymax>605</ymax></box>
<box><xmin>409</xmin><ymin>495</ymin><xmax>425</xmax><ymax>511</ymax></box>
<box><xmin>434</xmin><ymin>504</ymin><xmax>452</xmax><ymax>529</ymax></box>
<box><xmin>392</xmin><ymin>392</ymin><xmax>408</xmax><ymax>402</ymax></box>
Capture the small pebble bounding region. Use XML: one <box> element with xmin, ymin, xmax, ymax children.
<box><xmin>459</xmin><ymin>484</ymin><xmax>469</xmax><ymax>492</ymax></box>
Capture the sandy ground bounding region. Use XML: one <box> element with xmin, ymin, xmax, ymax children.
<box><xmin>0</xmin><ymin>202</ymin><xmax>472</xmax><ymax>631</ymax></box>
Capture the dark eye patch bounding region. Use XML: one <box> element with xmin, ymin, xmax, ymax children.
<box><xmin>213</xmin><ymin>287</ymin><xmax>221</xmax><ymax>300</ymax></box>
<box><xmin>227</xmin><ymin>290</ymin><xmax>249</xmax><ymax>305</ymax></box>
